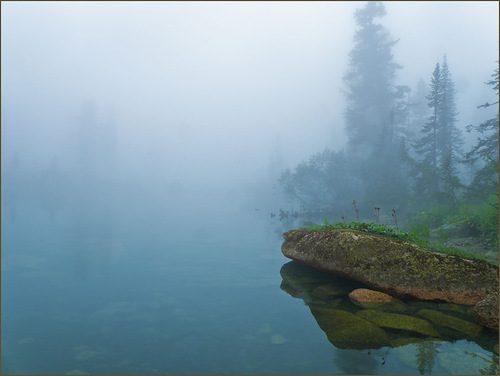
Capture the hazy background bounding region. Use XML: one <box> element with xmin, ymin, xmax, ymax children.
<box><xmin>2</xmin><ymin>1</ymin><xmax>499</xmax><ymax>210</ymax></box>
<box><xmin>1</xmin><ymin>3</ymin><xmax>499</xmax><ymax>374</ymax></box>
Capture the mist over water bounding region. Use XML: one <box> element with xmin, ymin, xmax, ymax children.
<box><xmin>2</xmin><ymin>1</ymin><xmax>498</xmax><ymax>374</ymax></box>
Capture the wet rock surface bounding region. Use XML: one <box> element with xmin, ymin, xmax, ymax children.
<box><xmin>280</xmin><ymin>261</ymin><xmax>498</xmax><ymax>353</ymax></box>
<box><xmin>282</xmin><ymin>229</ymin><xmax>498</xmax><ymax>329</ymax></box>
<box><xmin>349</xmin><ymin>288</ymin><xmax>394</xmax><ymax>307</ymax></box>
<box><xmin>471</xmin><ymin>292</ymin><xmax>499</xmax><ymax>331</ymax></box>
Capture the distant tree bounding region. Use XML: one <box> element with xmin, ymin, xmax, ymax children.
<box><xmin>437</xmin><ymin>56</ymin><xmax>463</xmax><ymax>200</ymax></box>
<box><xmin>280</xmin><ymin>150</ymin><xmax>363</xmax><ymax>211</ymax></box>
<box><xmin>411</xmin><ymin>57</ymin><xmax>463</xmax><ymax>203</ymax></box>
<box><xmin>407</xmin><ymin>79</ymin><xmax>429</xmax><ymax>145</ymax></box>
<box><xmin>342</xmin><ymin>1</ymin><xmax>411</xmax><ymax>210</ymax></box>
<box><xmin>343</xmin><ymin>1</ymin><xmax>407</xmax><ymax>155</ymax></box>
<box><xmin>412</xmin><ymin>63</ymin><xmax>441</xmax><ymax>199</ymax></box>
<box><xmin>465</xmin><ymin>64</ymin><xmax>499</xmax><ymax>196</ymax></box>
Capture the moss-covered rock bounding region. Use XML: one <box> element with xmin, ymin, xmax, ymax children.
<box><xmin>310</xmin><ymin>308</ymin><xmax>390</xmax><ymax>349</ymax></box>
<box><xmin>470</xmin><ymin>292</ymin><xmax>499</xmax><ymax>331</ymax></box>
<box><xmin>282</xmin><ymin>229</ymin><xmax>498</xmax><ymax>308</ymax></box>
<box><xmin>356</xmin><ymin>309</ymin><xmax>439</xmax><ymax>337</ymax></box>
<box><xmin>417</xmin><ymin>309</ymin><xmax>483</xmax><ymax>337</ymax></box>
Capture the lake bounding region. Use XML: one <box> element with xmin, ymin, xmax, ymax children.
<box><xmin>1</xmin><ymin>192</ymin><xmax>498</xmax><ymax>374</ymax></box>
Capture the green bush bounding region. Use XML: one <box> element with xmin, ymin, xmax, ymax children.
<box><xmin>448</xmin><ymin>194</ymin><xmax>498</xmax><ymax>247</ymax></box>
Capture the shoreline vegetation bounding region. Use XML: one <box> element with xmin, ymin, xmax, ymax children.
<box><xmin>302</xmin><ymin>221</ymin><xmax>498</xmax><ymax>266</ymax></box>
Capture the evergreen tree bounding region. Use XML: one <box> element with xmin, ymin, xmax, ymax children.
<box><xmin>407</xmin><ymin>79</ymin><xmax>429</xmax><ymax>145</ymax></box>
<box><xmin>465</xmin><ymin>64</ymin><xmax>499</xmax><ymax>195</ymax></box>
<box><xmin>412</xmin><ymin>57</ymin><xmax>463</xmax><ymax>202</ymax></box>
<box><xmin>412</xmin><ymin>63</ymin><xmax>441</xmax><ymax>199</ymax></box>
<box><xmin>343</xmin><ymin>1</ymin><xmax>411</xmax><ymax>210</ymax></box>
<box><xmin>343</xmin><ymin>1</ymin><xmax>404</xmax><ymax>155</ymax></box>
<box><xmin>438</xmin><ymin>56</ymin><xmax>463</xmax><ymax>200</ymax></box>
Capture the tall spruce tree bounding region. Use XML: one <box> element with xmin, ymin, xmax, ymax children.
<box><xmin>412</xmin><ymin>63</ymin><xmax>441</xmax><ymax>199</ymax></box>
<box><xmin>343</xmin><ymin>1</ymin><xmax>411</xmax><ymax>209</ymax></box>
<box><xmin>412</xmin><ymin>57</ymin><xmax>463</xmax><ymax>203</ymax></box>
<box><xmin>407</xmin><ymin>79</ymin><xmax>429</xmax><ymax>145</ymax></box>
<box><xmin>438</xmin><ymin>56</ymin><xmax>463</xmax><ymax>200</ymax></box>
<box><xmin>465</xmin><ymin>64</ymin><xmax>499</xmax><ymax>195</ymax></box>
<box><xmin>343</xmin><ymin>1</ymin><xmax>404</xmax><ymax>155</ymax></box>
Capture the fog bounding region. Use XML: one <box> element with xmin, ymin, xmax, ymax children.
<box><xmin>2</xmin><ymin>1</ymin><xmax>498</xmax><ymax>212</ymax></box>
<box><xmin>2</xmin><ymin>3</ymin><xmax>500</xmax><ymax>374</ymax></box>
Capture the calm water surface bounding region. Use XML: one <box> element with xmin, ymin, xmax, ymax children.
<box><xmin>2</xmin><ymin>195</ymin><xmax>498</xmax><ymax>374</ymax></box>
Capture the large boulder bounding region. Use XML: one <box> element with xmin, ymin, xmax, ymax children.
<box><xmin>282</xmin><ymin>229</ymin><xmax>498</xmax><ymax>322</ymax></box>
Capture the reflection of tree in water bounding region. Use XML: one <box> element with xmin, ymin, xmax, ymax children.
<box><xmin>416</xmin><ymin>341</ymin><xmax>439</xmax><ymax>375</ymax></box>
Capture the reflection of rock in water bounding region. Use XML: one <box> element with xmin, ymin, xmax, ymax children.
<box><xmin>279</xmin><ymin>261</ymin><xmax>498</xmax><ymax>355</ymax></box>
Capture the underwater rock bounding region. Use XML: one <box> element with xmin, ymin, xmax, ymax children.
<box><xmin>282</xmin><ymin>229</ymin><xmax>497</xmax><ymax>307</ymax></box>
<box><xmin>470</xmin><ymin>292</ymin><xmax>499</xmax><ymax>331</ymax></box>
<box><xmin>417</xmin><ymin>309</ymin><xmax>483</xmax><ymax>337</ymax></box>
<box><xmin>270</xmin><ymin>334</ymin><xmax>287</xmax><ymax>345</ymax></box>
<box><xmin>349</xmin><ymin>288</ymin><xmax>394</xmax><ymax>307</ymax></box>
<box><xmin>356</xmin><ymin>309</ymin><xmax>439</xmax><ymax>337</ymax></box>
<box><xmin>279</xmin><ymin>261</ymin><xmax>360</xmax><ymax>304</ymax></box>
<box><xmin>311</xmin><ymin>284</ymin><xmax>350</xmax><ymax>299</ymax></box>
<box><xmin>310</xmin><ymin>308</ymin><xmax>390</xmax><ymax>350</ymax></box>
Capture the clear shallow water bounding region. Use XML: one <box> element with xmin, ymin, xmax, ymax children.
<box><xmin>1</xmin><ymin>196</ymin><xmax>498</xmax><ymax>374</ymax></box>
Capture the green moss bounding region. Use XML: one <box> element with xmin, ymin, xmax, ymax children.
<box><xmin>357</xmin><ymin>310</ymin><xmax>439</xmax><ymax>337</ymax></box>
<box><xmin>417</xmin><ymin>309</ymin><xmax>483</xmax><ymax>337</ymax></box>
<box><xmin>303</xmin><ymin>221</ymin><xmax>497</xmax><ymax>266</ymax></box>
<box><xmin>310</xmin><ymin>308</ymin><xmax>390</xmax><ymax>350</ymax></box>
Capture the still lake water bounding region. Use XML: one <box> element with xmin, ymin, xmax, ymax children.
<box><xmin>1</xmin><ymin>192</ymin><xmax>498</xmax><ymax>374</ymax></box>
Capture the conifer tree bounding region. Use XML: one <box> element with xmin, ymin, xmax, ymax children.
<box><xmin>438</xmin><ymin>56</ymin><xmax>463</xmax><ymax>200</ymax></box>
<box><xmin>412</xmin><ymin>57</ymin><xmax>463</xmax><ymax>202</ymax></box>
<box><xmin>343</xmin><ymin>1</ymin><xmax>404</xmax><ymax>155</ymax></box>
<box><xmin>412</xmin><ymin>63</ymin><xmax>441</xmax><ymax>199</ymax></box>
<box><xmin>465</xmin><ymin>64</ymin><xmax>499</xmax><ymax>195</ymax></box>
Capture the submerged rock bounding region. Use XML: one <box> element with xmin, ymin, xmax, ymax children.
<box><xmin>279</xmin><ymin>261</ymin><xmax>496</xmax><ymax>352</ymax></box>
<box><xmin>471</xmin><ymin>293</ymin><xmax>499</xmax><ymax>331</ymax></box>
<box><xmin>417</xmin><ymin>309</ymin><xmax>483</xmax><ymax>337</ymax></box>
<box><xmin>349</xmin><ymin>288</ymin><xmax>394</xmax><ymax>307</ymax></box>
<box><xmin>282</xmin><ymin>229</ymin><xmax>498</xmax><ymax>308</ymax></box>
<box><xmin>310</xmin><ymin>308</ymin><xmax>390</xmax><ymax>349</ymax></box>
<box><xmin>311</xmin><ymin>284</ymin><xmax>350</xmax><ymax>299</ymax></box>
<box><xmin>356</xmin><ymin>309</ymin><xmax>439</xmax><ymax>337</ymax></box>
